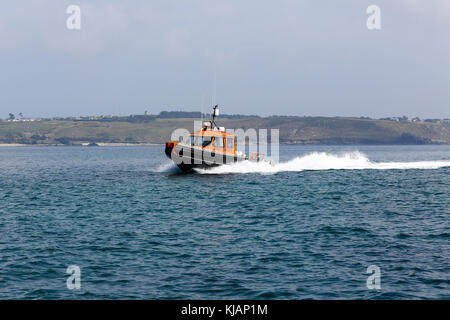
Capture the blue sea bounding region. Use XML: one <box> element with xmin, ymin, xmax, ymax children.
<box><xmin>0</xmin><ymin>145</ymin><xmax>449</xmax><ymax>299</ymax></box>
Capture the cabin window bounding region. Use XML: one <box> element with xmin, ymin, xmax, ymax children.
<box><xmin>213</xmin><ymin>137</ymin><xmax>224</xmax><ymax>148</ymax></box>
<box><xmin>202</xmin><ymin>136</ymin><xmax>212</xmax><ymax>147</ymax></box>
<box><xmin>191</xmin><ymin>135</ymin><xmax>213</xmax><ymax>147</ymax></box>
<box><xmin>226</xmin><ymin>138</ymin><xmax>234</xmax><ymax>149</ymax></box>
<box><xmin>192</xmin><ymin>136</ymin><xmax>202</xmax><ymax>146</ymax></box>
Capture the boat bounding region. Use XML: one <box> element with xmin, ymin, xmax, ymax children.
<box><xmin>165</xmin><ymin>105</ymin><xmax>260</xmax><ymax>172</ymax></box>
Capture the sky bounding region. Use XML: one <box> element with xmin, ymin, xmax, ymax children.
<box><xmin>0</xmin><ymin>0</ymin><xmax>449</xmax><ymax>118</ymax></box>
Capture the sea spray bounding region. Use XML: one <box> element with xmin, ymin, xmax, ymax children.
<box><xmin>157</xmin><ymin>161</ymin><xmax>180</xmax><ymax>173</ymax></box>
<box><xmin>194</xmin><ymin>151</ymin><xmax>450</xmax><ymax>174</ymax></box>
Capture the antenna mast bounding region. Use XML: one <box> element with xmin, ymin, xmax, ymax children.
<box><xmin>211</xmin><ymin>104</ymin><xmax>219</xmax><ymax>128</ymax></box>
<box><xmin>201</xmin><ymin>93</ymin><xmax>205</xmax><ymax>128</ymax></box>
<box><xmin>213</xmin><ymin>72</ymin><xmax>216</xmax><ymax>108</ymax></box>
<box><xmin>210</xmin><ymin>72</ymin><xmax>219</xmax><ymax>129</ymax></box>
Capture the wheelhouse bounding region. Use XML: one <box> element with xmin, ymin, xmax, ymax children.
<box><xmin>185</xmin><ymin>129</ymin><xmax>236</xmax><ymax>155</ymax></box>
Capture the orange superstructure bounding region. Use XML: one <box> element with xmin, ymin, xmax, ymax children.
<box><xmin>187</xmin><ymin>129</ymin><xmax>236</xmax><ymax>155</ymax></box>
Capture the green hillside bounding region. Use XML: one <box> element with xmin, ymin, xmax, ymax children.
<box><xmin>0</xmin><ymin>117</ymin><xmax>449</xmax><ymax>145</ymax></box>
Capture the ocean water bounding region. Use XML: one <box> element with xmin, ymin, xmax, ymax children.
<box><xmin>0</xmin><ymin>145</ymin><xmax>449</xmax><ymax>299</ymax></box>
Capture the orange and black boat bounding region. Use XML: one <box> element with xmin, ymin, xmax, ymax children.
<box><xmin>165</xmin><ymin>105</ymin><xmax>258</xmax><ymax>172</ymax></box>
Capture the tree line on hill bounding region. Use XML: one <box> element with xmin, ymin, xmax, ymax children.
<box><xmin>2</xmin><ymin>111</ymin><xmax>261</xmax><ymax>123</ymax></box>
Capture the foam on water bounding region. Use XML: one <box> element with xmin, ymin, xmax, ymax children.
<box><xmin>195</xmin><ymin>151</ymin><xmax>450</xmax><ymax>174</ymax></box>
<box><xmin>157</xmin><ymin>161</ymin><xmax>180</xmax><ymax>173</ymax></box>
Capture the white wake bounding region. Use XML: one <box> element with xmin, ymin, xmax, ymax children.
<box><xmin>194</xmin><ymin>151</ymin><xmax>450</xmax><ymax>174</ymax></box>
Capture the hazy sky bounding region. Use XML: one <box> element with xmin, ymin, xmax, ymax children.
<box><xmin>0</xmin><ymin>0</ymin><xmax>449</xmax><ymax>118</ymax></box>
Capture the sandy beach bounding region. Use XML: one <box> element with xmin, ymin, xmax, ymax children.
<box><xmin>0</xmin><ymin>143</ymin><xmax>28</xmax><ymax>147</ymax></box>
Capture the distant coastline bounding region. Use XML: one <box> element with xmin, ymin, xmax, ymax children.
<box><xmin>0</xmin><ymin>142</ymin><xmax>161</xmax><ymax>147</ymax></box>
<box><xmin>1</xmin><ymin>112</ymin><xmax>449</xmax><ymax>146</ymax></box>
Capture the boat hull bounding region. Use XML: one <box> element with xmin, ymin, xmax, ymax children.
<box><xmin>165</xmin><ymin>143</ymin><xmax>247</xmax><ymax>172</ymax></box>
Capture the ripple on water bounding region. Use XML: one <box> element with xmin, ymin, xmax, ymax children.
<box><xmin>0</xmin><ymin>146</ymin><xmax>449</xmax><ymax>299</ymax></box>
